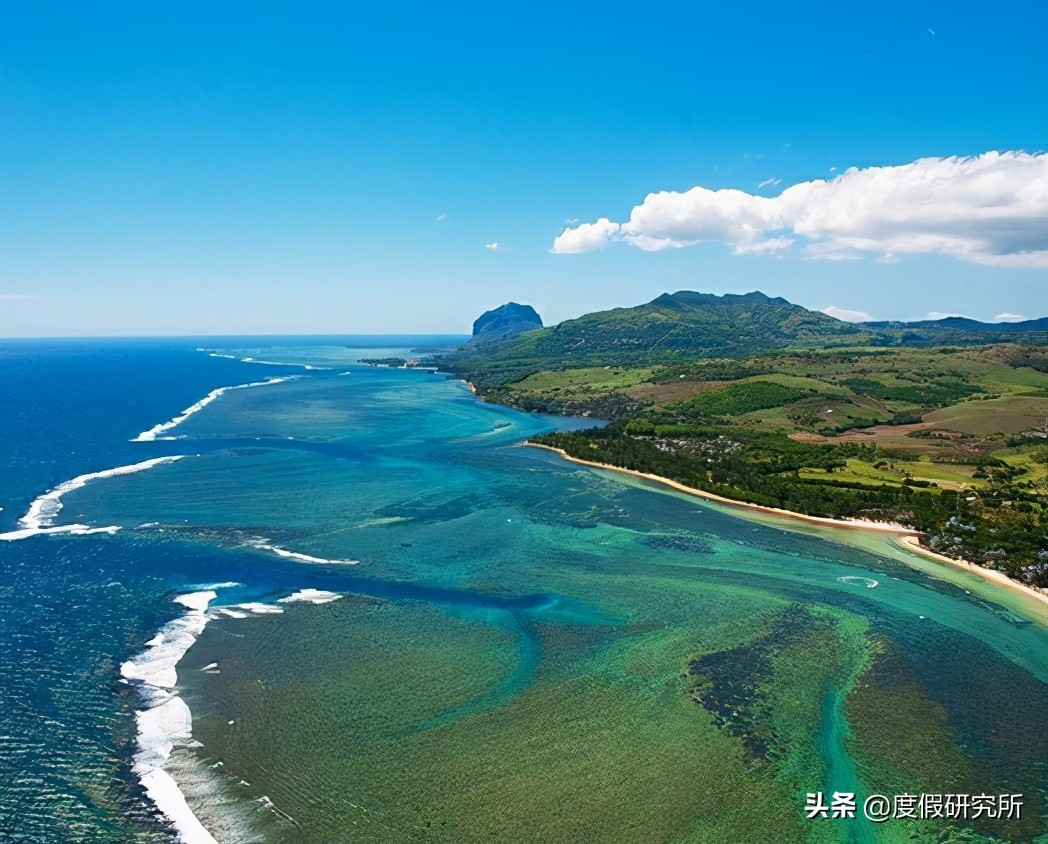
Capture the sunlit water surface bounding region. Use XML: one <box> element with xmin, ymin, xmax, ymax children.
<box><xmin>1</xmin><ymin>339</ymin><xmax>1044</xmax><ymax>843</ymax></box>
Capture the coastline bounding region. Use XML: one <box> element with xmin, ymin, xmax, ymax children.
<box><xmin>525</xmin><ymin>442</ymin><xmax>1048</xmax><ymax>611</ymax></box>
<box><xmin>893</xmin><ymin>535</ymin><xmax>1048</xmax><ymax>607</ymax></box>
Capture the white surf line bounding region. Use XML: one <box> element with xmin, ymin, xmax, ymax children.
<box><xmin>240</xmin><ymin>357</ymin><xmax>331</xmax><ymax>371</ymax></box>
<box><xmin>209</xmin><ymin>607</ymin><xmax>251</xmax><ymax>619</ymax></box>
<box><xmin>0</xmin><ymin>524</ymin><xmax>121</xmax><ymax>542</ymax></box>
<box><xmin>197</xmin><ymin>348</ymin><xmax>331</xmax><ymax>371</ymax></box>
<box><xmin>121</xmin><ymin>586</ymin><xmax>343</xmax><ymax>838</ymax></box>
<box><xmin>278</xmin><ymin>589</ymin><xmax>342</xmax><ymax>604</ymax></box>
<box><xmin>132</xmin><ymin>377</ymin><xmax>294</xmax><ymax>442</ymax></box>
<box><xmin>226</xmin><ymin>602</ymin><xmax>284</xmax><ymax>615</ymax></box>
<box><xmin>121</xmin><ymin>591</ymin><xmax>219</xmax><ymax>844</ymax></box>
<box><xmin>247</xmin><ymin>539</ymin><xmax>359</xmax><ymax>565</ymax></box>
<box><xmin>0</xmin><ymin>456</ymin><xmax>185</xmax><ymax>541</ymax></box>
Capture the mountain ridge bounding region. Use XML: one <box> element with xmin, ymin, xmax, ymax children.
<box><xmin>443</xmin><ymin>290</ymin><xmax>1046</xmax><ymax>384</ymax></box>
<box><xmin>864</xmin><ymin>314</ymin><xmax>1048</xmax><ymax>332</ymax></box>
<box><xmin>471</xmin><ymin>302</ymin><xmax>543</xmax><ymax>341</ymax></box>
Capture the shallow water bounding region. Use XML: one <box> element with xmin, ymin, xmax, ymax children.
<box><xmin>1</xmin><ymin>339</ymin><xmax>1045</xmax><ymax>843</ymax></box>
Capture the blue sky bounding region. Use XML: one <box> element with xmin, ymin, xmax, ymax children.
<box><xmin>1</xmin><ymin>0</ymin><xmax>1045</xmax><ymax>336</ymax></box>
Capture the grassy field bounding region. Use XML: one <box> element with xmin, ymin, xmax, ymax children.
<box><xmin>1000</xmin><ymin>447</ymin><xmax>1048</xmax><ymax>488</ymax></box>
<box><xmin>513</xmin><ymin>366</ymin><xmax>656</xmax><ymax>395</ymax></box>
<box><xmin>799</xmin><ymin>457</ymin><xmax>986</xmax><ymax>492</ymax></box>
<box><xmin>739</xmin><ymin>395</ymin><xmax>886</xmax><ymax>434</ymax></box>
<box><xmin>493</xmin><ymin>345</ymin><xmax>1048</xmax><ymax>550</ymax></box>
<box><xmin>925</xmin><ymin>395</ymin><xmax>1048</xmax><ymax>435</ymax></box>
<box><xmin>500</xmin><ymin>346</ymin><xmax>1048</xmax><ymax>436</ymax></box>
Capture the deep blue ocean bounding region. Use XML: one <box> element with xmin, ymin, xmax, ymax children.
<box><xmin>1</xmin><ymin>338</ymin><xmax>1045</xmax><ymax>843</ymax></box>
<box><xmin>0</xmin><ymin>337</ymin><xmax>481</xmax><ymax>840</ymax></box>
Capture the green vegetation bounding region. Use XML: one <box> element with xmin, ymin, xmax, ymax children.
<box><xmin>512</xmin><ymin>365</ymin><xmax>656</xmax><ymax>394</ymax></box>
<box><xmin>441</xmin><ymin>293</ymin><xmax>1048</xmax><ymax>588</ymax></box>
<box><xmin>799</xmin><ymin>457</ymin><xmax>984</xmax><ymax>491</ymax></box>
<box><xmin>926</xmin><ymin>395</ymin><xmax>1048</xmax><ymax>435</ymax></box>
<box><xmin>670</xmin><ymin>380</ymin><xmax>809</xmax><ymax>417</ymax></box>
<box><xmin>528</xmin><ymin>417</ymin><xmax>1048</xmax><ymax>586</ymax></box>
<box><xmin>839</xmin><ymin>375</ymin><xmax>980</xmax><ymax>406</ymax></box>
<box><xmin>443</xmin><ymin>291</ymin><xmax>1048</xmax><ymax>381</ymax></box>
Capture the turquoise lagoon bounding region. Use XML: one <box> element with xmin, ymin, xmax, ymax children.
<box><xmin>0</xmin><ymin>340</ymin><xmax>1045</xmax><ymax>843</ymax></box>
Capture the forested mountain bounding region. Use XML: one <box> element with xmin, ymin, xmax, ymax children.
<box><xmin>438</xmin><ymin>291</ymin><xmax>1048</xmax><ymax>588</ymax></box>
<box><xmin>445</xmin><ymin>291</ymin><xmax>1047</xmax><ymax>384</ymax></box>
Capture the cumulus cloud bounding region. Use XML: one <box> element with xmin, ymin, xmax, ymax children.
<box><xmin>550</xmin><ymin>152</ymin><xmax>1048</xmax><ymax>267</ymax></box>
<box><xmin>485</xmin><ymin>242</ymin><xmax>499</xmax><ymax>250</ymax></box>
<box><xmin>823</xmin><ymin>305</ymin><xmax>873</xmax><ymax>322</ymax></box>
<box><xmin>551</xmin><ymin>218</ymin><xmax>620</xmax><ymax>253</ymax></box>
<box><xmin>994</xmin><ymin>312</ymin><xmax>1027</xmax><ymax>322</ymax></box>
<box><xmin>733</xmin><ymin>236</ymin><xmax>794</xmax><ymax>255</ymax></box>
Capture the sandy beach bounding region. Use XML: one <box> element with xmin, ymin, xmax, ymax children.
<box><xmin>527</xmin><ymin>442</ymin><xmax>1048</xmax><ymax>611</ymax></box>
<box><xmin>893</xmin><ymin>535</ymin><xmax>1048</xmax><ymax>607</ymax></box>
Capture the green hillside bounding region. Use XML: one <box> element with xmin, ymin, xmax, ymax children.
<box><xmin>440</xmin><ymin>293</ymin><xmax>1048</xmax><ymax>588</ymax></box>
<box><xmin>444</xmin><ymin>291</ymin><xmax>869</xmax><ymax>381</ymax></box>
<box><xmin>443</xmin><ymin>290</ymin><xmax>1048</xmax><ymax>386</ymax></box>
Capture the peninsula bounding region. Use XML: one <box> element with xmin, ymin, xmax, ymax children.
<box><xmin>442</xmin><ymin>292</ymin><xmax>1048</xmax><ymax>593</ymax></box>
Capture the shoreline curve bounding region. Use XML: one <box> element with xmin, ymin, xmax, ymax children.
<box><xmin>525</xmin><ymin>441</ymin><xmax>1048</xmax><ymax>612</ymax></box>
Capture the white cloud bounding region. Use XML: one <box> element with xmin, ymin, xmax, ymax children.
<box><xmin>436</xmin><ymin>213</ymin><xmax>448</xmax><ymax>222</ymax></box>
<box><xmin>801</xmin><ymin>242</ymin><xmax>864</xmax><ymax>261</ymax></box>
<box><xmin>926</xmin><ymin>311</ymin><xmax>969</xmax><ymax>320</ymax></box>
<box><xmin>0</xmin><ymin>293</ymin><xmax>34</xmax><ymax>301</ymax></box>
<box><xmin>733</xmin><ymin>236</ymin><xmax>794</xmax><ymax>255</ymax></box>
<box><xmin>485</xmin><ymin>242</ymin><xmax>500</xmax><ymax>250</ymax></box>
<box><xmin>550</xmin><ymin>152</ymin><xmax>1048</xmax><ymax>267</ymax></box>
<box><xmin>756</xmin><ymin>177</ymin><xmax>782</xmax><ymax>189</ymax></box>
<box><xmin>823</xmin><ymin>305</ymin><xmax>873</xmax><ymax>322</ymax></box>
<box><xmin>550</xmin><ymin>218</ymin><xmax>619</xmax><ymax>254</ymax></box>
<box><xmin>994</xmin><ymin>312</ymin><xmax>1027</xmax><ymax>322</ymax></box>
<box><xmin>621</xmin><ymin>188</ymin><xmax>781</xmax><ymax>252</ymax></box>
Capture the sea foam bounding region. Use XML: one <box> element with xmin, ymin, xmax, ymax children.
<box><xmin>0</xmin><ymin>524</ymin><xmax>120</xmax><ymax>542</ymax></box>
<box><xmin>0</xmin><ymin>456</ymin><xmax>184</xmax><ymax>541</ymax></box>
<box><xmin>248</xmin><ymin>540</ymin><xmax>359</xmax><ymax>565</ymax></box>
<box><xmin>229</xmin><ymin>602</ymin><xmax>284</xmax><ymax>615</ymax></box>
<box><xmin>278</xmin><ymin>589</ymin><xmax>342</xmax><ymax>604</ymax></box>
<box><xmin>122</xmin><ymin>591</ymin><xmax>218</xmax><ymax>844</ymax></box>
<box><xmin>836</xmin><ymin>575</ymin><xmax>879</xmax><ymax>589</ymax></box>
<box><xmin>132</xmin><ymin>378</ymin><xmax>293</xmax><ymax>442</ymax></box>
<box><xmin>197</xmin><ymin>348</ymin><xmax>330</xmax><ymax>371</ymax></box>
<box><xmin>239</xmin><ymin>356</ymin><xmax>331</xmax><ymax>371</ymax></box>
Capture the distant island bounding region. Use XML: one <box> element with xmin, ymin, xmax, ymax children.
<box><xmin>471</xmin><ymin>301</ymin><xmax>543</xmax><ymax>341</ymax></box>
<box><xmin>440</xmin><ymin>291</ymin><xmax>1048</xmax><ymax>592</ymax></box>
<box><xmin>359</xmin><ymin>356</ymin><xmax>430</xmax><ymax>368</ymax></box>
